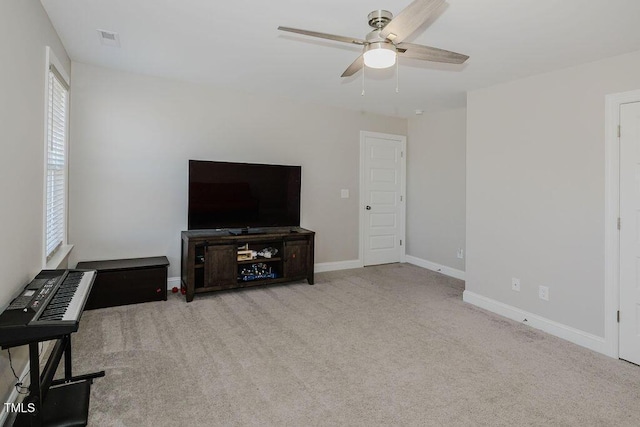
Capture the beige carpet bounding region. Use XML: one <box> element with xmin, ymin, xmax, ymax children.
<box><xmin>69</xmin><ymin>264</ymin><xmax>640</xmax><ymax>426</ymax></box>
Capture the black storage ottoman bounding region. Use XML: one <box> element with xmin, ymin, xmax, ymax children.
<box><xmin>76</xmin><ymin>256</ymin><xmax>169</xmax><ymax>310</ymax></box>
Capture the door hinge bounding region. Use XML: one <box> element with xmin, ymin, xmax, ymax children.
<box><xmin>400</xmin><ymin>239</ymin><xmax>403</xmax><ymax>246</ymax></box>
<box><xmin>401</xmin><ymin>151</ymin><xmax>404</xmax><ymax>158</ymax></box>
<box><xmin>617</xmin><ymin>310</ymin><xmax>620</xmax><ymax>323</ymax></box>
<box><xmin>400</xmin><ymin>195</ymin><xmax>403</xmax><ymax>202</ymax></box>
<box><xmin>618</xmin><ymin>125</ymin><xmax>621</xmax><ymax>138</ymax></box>
<box><xmin>617</xmin><ymin>217</ymin><xmax>621</xmax><ymax>230</ymax></box>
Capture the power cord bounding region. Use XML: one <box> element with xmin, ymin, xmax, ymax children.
<box><xmin>7</xmin><ymin>344</ymin><xmax>42</xmax><ymax>395</ymax></box>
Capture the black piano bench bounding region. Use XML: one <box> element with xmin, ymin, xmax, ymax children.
<box><xmin>15</xmin><ymin>380</ymin><xmax>92</xmax><ymax>427</ymax></box>
<box><xmin>76</xmin><ymin>256</ymin><xmax>169</xmax><ymax>310</ymax></box>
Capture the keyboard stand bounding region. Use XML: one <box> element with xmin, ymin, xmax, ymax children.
<box><xmin>14</xmin><ymin>335</ymin><xmax>105</xmax><ymax>427</ymax></box>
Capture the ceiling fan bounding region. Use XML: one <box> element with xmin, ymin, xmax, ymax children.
<box><xmin>278</xmin><ymin>0</ymin><xmax>469</xmax><ymax>77</ymax></box>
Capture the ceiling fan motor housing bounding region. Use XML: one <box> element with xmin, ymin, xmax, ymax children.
<box><xmin>367</xmin><ymin>10</ymin><xmax>393</xmax><ymax>29</ymax></box>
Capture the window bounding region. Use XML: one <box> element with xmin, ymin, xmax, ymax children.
<box><xmin>45</xmin><ymin>48</ymin><xmax>70</xmax><ymax>262</ymax></box>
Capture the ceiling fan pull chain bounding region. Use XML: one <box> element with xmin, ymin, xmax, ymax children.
<box><xmin>361</xmin><ymin>65</ymin><xmax>365</xmax><ymax>96</ymax></box>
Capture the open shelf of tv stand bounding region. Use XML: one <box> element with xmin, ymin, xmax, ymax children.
<box><xmin>181</xmin><ymin>227</ymin><xmax>314</xmax><ymax>302</ymax></box>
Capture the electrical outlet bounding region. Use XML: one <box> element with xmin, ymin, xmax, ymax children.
<box><xmin>511</xmin><ymin>278</ymin><xmax>521</xmax><ymax>292</ymax></box>
<box><xmin>538</xmin><ymin>285</ymin><xmax>549</xmax><ymax>301</ymax></box>
<box><xmin>456</xmin><ymin>248</ymin><xmax>464</xmax><ymax>259</ymax></box>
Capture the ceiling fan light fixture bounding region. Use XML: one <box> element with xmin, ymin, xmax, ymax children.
<box><xmin>363</xmin><ymin>42</ymin><xmax>397</xmax><ymax>69</ymax></box>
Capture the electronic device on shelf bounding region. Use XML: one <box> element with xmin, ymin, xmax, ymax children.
<box><xmin>188</xmin><ymin>160</ymin><xmax>301</xmax><ymax>230</ymax></box>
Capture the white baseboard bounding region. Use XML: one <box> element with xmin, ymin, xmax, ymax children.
<box><xmin>167</xmin><ymin>277</ymin><xmax>181</xmax><ymax>290</ymax></box>
<box><xmin>314</xmin><ymin>260</ymin><xmax>363</xmax><ymax>273</ymax></box>
<box><xmin>405</xmin><ymin>255</ymin><xmax>466</xmax><ymax>281</ymax></box>
<box><xmin>169</xmin><ymin>258</ymin><xmax>455</xmax><ymax>283</ymax></box>
<box><xmin>463</xmin><ymin>290</ymin><xmax>611</xmax><ymax>357</ymax></box>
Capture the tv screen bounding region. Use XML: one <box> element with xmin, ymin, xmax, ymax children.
<box><xmin>188</xmin><ymin>160</ymin><xmax>301</xmax><ymax>230</ymax></box>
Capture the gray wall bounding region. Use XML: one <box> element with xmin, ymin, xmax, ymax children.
<box><xmin>466</xmin><ymin>50</ymin><xmax>640</xmax><ymax>337</ymax></box>
<box><xmin>406</xmin><ymin>108</ymin><xmax>466</xmax><ymax>272</ymax></box>
<box><xmin>0</xmin><ymin>0</ymin><xmax>70</xmax><ymax>413</ymax></box>
<box><xmin>68</xmin><ymin>62</ymin><xmax>407</xmax><ymax>277</ymax></box>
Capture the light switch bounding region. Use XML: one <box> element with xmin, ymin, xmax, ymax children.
<box><xmin>341</xmin><ymin>189</ymin><xmax>349</xmax><ymax>199</ymax></box>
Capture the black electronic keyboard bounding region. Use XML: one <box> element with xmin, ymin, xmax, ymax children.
<box><xmin>0</xmin><ymin>269</ymin><xmax>103</xmax><ymax>427</ymax></box>
<box><xmin>0</xmin><ymin>269</ymin><xmax>96</xmax><ymax>348</ymax></box>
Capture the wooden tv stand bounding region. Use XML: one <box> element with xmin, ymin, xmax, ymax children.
<box><xmin>181</xmin><ymin>227</ymin><xmax>314</xmax><ymax>302</ymax></box>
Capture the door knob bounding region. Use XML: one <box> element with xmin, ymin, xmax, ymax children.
<box><xmin>366</xmin><ymin>205</ymin><xmax>371</xmax><ymax>210</ymax></box>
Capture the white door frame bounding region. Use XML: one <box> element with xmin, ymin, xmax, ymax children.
<box><xmin>359</xmin><ymin>131</ymin><xmax>407</xmax><ymax>266</ymax></box>
<box><xmin>604</xmin><ymin>89</ymin><xmax>640</xmax><ymax>359</ymax></box>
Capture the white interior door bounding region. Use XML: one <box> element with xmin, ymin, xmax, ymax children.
<box><xmin>360</xmin><ymin>131</ymin><xmax>406</xmax><ymax>266</ymax></box>
<box><xmin>619</xmin><ymin>101</ymin><xmax>640</xmax><ymax>365</ymax></box>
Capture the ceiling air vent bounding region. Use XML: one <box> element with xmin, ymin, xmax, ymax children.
<box><xmin>97</xmin><ymin>29</ymin><xmax>120</xmax><ymax>47</ymax></box>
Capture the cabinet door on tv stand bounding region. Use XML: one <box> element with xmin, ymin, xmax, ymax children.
<box><xmin>204</xmin><ymin>244</ymin><xmax>236</xmax><ymax>288</ymax></box>
<box><xmin>284</xmin><ymin>239</ymin><xmax>309</xmax><ymax>279</ymax></box>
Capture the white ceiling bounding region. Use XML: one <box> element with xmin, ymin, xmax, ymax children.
<box><xmin>41</xmin><ymin>0</ymin><xmax>640</xmax><ymax>118</ymax></box>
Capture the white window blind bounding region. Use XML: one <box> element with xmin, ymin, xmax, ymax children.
<box><xmin>45</xmin><ymin>67</ymin><xmax>69</xmax><ymax>261</ymax></box>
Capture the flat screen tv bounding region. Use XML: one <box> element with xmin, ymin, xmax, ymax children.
<box><xmin>188</xmin><ymin>160</ymin><xmax>301</xmax><ymax>230</ymax></box>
